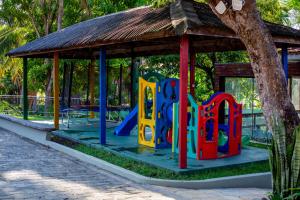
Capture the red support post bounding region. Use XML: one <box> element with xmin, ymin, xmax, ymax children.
<box><xmin>190</xmin><ymin>51</ymin><xmax>196</xmax><ymax>97</ymax></box>
<box><xmin>179</xmin><ymin>35</ymin><xmax>189</xmax><ymax>169</ymax></box>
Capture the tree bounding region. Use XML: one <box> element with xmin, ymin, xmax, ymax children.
<box><xmin>256</xmin><ymin>0</ymin><xmax>289</xmax><ymax>25</ymax></box>
<box><xmin>0</xmin><ymin>0</ymin><xmax>60</xmax><ymax>113</ymax></box>
<box><xmin>287</xmin><ymin>0</ymin><xmax>300</xmax><ymax>28</ymax></box>
<box><xmin>153</xmin><ymin>0</ymin><xmax>300</xmax><ymax>197</ymax></box>
<box><xmin>0</xmin><ymin>25</ymin><xmax>27</xmax><ymax>95</ymax></box>
<box><xmin>207</xmin><ymin>1</ymin><xmax>300</xmax><ymax>197</ymax></box>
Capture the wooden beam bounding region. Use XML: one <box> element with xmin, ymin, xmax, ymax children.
<box><xmin>214</xmin><ymin>62</ymin><xmax>300</xmax><ymax>78</ymax></box>
<box><xmin>179</xmin><ymin>35</ymin><xmax>189</xmax><ymax>169</ymax></box>
<box><xmin>23</xmin><ymin>57</ymin><xmax>28</xmax><ymax>120</ymax></box>
<box><xmin>53</xmin><ymin>52</ymin><xmax>60</xmax><ymax>129</ymax></box>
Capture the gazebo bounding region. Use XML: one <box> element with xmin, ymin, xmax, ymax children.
<box><xmin>7</xmin><ymin>0</ymin><xmax>300</xmax><ymax>169</ymax></box>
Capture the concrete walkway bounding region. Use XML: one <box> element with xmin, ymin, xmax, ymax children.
<box><xmin>0</xmin><ymin>129</ymin><xmax>269</xmax><ymax>200</ymax></box>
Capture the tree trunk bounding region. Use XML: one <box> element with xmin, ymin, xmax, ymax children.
<box><xmin>208</xmin><ymin>0</ymin><xmax>300</xmax><ymax>196</ymax></box>
<box><xmin>209</xmin><ymin>0</ymin><xmax>299</xmax><ymax>143</ymax></box>
<box><xmin>57</xmin><ymin>0</ymin><xmax>64</xmax><ymax>31</ymax></box>
<box><xmin>44</xmin><ymin>1</ymin><xmax>63</xmax><ymax>115</ymax></box>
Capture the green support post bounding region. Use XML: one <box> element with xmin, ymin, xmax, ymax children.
<box><xmin>130</xmin><ymin>57</ymin><xmax>139</xmax><ymax>109</ymax></box>
<box><xmin>23</xmin><ymin>57</ymin><xmax>28</xmax><ymax>120</ymax></box>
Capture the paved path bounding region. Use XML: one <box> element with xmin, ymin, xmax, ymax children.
<box><xmin>0</xmin><ymin>129</ymin><xmax>269</xmax><ymax>200</ymax></box>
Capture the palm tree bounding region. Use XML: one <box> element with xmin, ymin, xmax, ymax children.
<box><xmin>0</xmin><ymin>26</ymin><xmax>27</xmax><ymax>93</ymax></box>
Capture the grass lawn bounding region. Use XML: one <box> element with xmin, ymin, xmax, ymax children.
<box><xmin>51</xmin><ymin>135</ymin><xmax>270</xmax><ymax>180</ymax></box>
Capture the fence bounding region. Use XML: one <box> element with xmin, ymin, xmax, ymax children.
<box><xmin>1</xmin><ymin>95</ymin><xmax>299</xmax><ymax>142</ymax></box>
<box><xmin>0</xmin><ymin>95</ymin><xmax>128</xmax><ymax>121</ymax></box>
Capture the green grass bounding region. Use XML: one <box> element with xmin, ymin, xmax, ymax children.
<box><xmin>73</xmin><ymin>144</ymin><xmax>270</xmax><ymax>180</ymax></box>
<box><xmin>49</xmin><ymin>134</ymin><xmax>271</xmax><ymax>180</ymax></box>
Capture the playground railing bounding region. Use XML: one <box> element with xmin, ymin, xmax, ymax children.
<box><xmin>1</xmin><ymin>95</ymin><xmax>298</xmax><ymax>137</ymax></box>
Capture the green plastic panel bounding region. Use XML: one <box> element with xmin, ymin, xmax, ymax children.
<box><xmin>172</xmin><ymin>94</ymin><xmax>198</xmax><ymax>159</ymax></box>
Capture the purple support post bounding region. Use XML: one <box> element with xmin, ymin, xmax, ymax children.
<box><xmin>99</xmin><ymin>49</ymin><xmax>107</xmax><ymax>145</ymax></box>
<box><xmin>281</xmin><ymin>47</ymin><xmax>288</xmax><ymax>83</ymax></box>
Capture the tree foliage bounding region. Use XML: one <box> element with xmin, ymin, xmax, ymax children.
<box><xmin>0</xmin><ymin>0</ymin><xmax>298</xmax><ymax>108</ymax></box>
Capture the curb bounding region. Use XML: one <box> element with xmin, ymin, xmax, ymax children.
<box><xmin>0</xmin><ymin>117</ymin><xmax>272</xmax><ymax>189</ymax></box>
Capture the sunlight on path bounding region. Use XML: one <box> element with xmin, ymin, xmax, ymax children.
<box><xmin>0</xmin><ymin>129</ymin><xmax>269</xmax><ymax>200</ymax></box>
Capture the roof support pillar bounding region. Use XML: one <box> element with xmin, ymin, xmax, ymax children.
<box><xmin>99</xmin><ymin>49</ymin><xmax>107</xmax><ymax>145</ymax></box>
<box><xmin>190</xmin><ymin>50</ymin><xmax>196</xmax><ymax>97</ymax></box>
<box><xmin>218</xmin><ymin>77</ymin><xmax>226</xmax><ymax>124</ymax></box>
<box><xmin>130</xmin><ymin>55</ymin><xmax>139</xmax><ymax>109</ymax></box>
<box><xmin>53</xmin><ymin>52</ymin><xmax>60</xmax><ymax>129</ymax></box>
<box><xmin>89</xmin><ymin>59</ymin><xmax>96</xmax><ymax>118</ymax></box>
<box><xmin>23</xmin><ymin>57</ymin><xmax>28</xmax><ymax>120</ymax></box>
<box><xmin>67</xmin><ymin>62</ymin><xmax>74</xmax><ymax>108</ymax></box>
<box><xmin>119</xmin><ymin>65</ymin><xmax>123</xmax><ymax>106</ymax></box>
<box><xmin>61</xmin><ymin>63</ymin><xmax>67</xmax><ymax>108</ymax></box>
<box><xmin>281</xmin><ymin>47</ymin><xmax>288</xmax><ymax>83</ymax></box>
<box><xmin>179</xmin><ymin>35</ymin><xmax>189</xmax><ymax>169</ymax></box>
<box><xmin>86</xmin><ymin>64</ymin><xmax>90</xmax><ymax>105</ymax></box>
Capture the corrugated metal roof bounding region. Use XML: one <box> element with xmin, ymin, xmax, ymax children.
<box><xmin>8</xmin><ymin>5</ymin><xmax>173</xmax><ymax>57</ymax></box>
<box><xmin>7</xmin><ymin>0</ymin><xmax>300</xmax><ymax>58</ymax></box>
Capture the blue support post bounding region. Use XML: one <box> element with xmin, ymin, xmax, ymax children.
<box><xmin>282</xmin><ymin>47</ymin><xmax>288</xmax><ymax>83</ymax></box>
<box><xmin>99</xmin><ymin>49</ymin><xmax>107</xmax><ymax>145</ymax></box>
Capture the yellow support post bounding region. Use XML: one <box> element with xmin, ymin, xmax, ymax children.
<box><xmin>89</xmin><ymin>59</ymin><xmax>96</xmax><ymax>118</ymax></box>
<box><xmin>53</xmin><ymin>52</ymin><xmax>60</xmax><ymax>129</ymax></box>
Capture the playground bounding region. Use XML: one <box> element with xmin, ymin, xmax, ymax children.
<box><xmin>50</xmin><ymin>123</ymin><xmax>268</xmax><ymax>173</ymax></box>
<box><xmin>5</xmin><ymin>0</ymin><xmax>300</xmax><ymax>173</ymax></box>
<box><xmin>44</xmin><ymin>72</ymin><xmax>270</xmax><ymax>173</ymax></box>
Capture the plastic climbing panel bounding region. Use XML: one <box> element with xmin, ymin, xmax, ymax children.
<box><xmin>172</xmin><ymin>94</ymin><xmax>198</xmax><ymax>158</ymax></box>
<box><xmin>173</xmin><ymin>93</ymin><xmax>242</xmax><ymax>160</ymax></box>
<box><xmin>155</xmin><ymin>78</ymin><xmax>179</xmax><ymax>148</ymax></box>
<box><xmin>138</xmin><ymin>78</ymin><xmax>156</xmax><ymax>148</ymax></box>
<box><xmin>198</xmin><ymin>93</ymin><xmax>242</xmax><ymax>159</ymax></box>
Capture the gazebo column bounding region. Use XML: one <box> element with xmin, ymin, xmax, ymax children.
<box><xmin>99</xmin><ymin>49</ymin><xmax>107</xmax><ymax>145</ymax></box>
<box><xmin>89</xmin><ymin>59</ymin><xmax>96</xmax><ymax>118</ymax></box>
<box><xmin>119</xmin><ymin>64</ymin><xmax>123</xmax><ymax>106</ymax></box>
<box><xmin>23</xmin><ymin>57</ymin><xmax>28</xmax><ymax>120</ymax></box>
<box><xmin>86</xmin><ymin>64</ymin><xmax>90</xmax><ymax>105</ymax></box>
<box><xmin>53</xmin><ymin>52</ymin><xmax>60</xmax><ymax>129</ymax></box>
<box><xmin>179</xmin><ymin>35</ymin><xmax>189</xmax><ymax>169</ymax></box>
<box><xmin>67</xmin><ymin>62</ymin><xmax>74</xmax><ymax>108</ymax></box>
<box><xmin>281</xmin><ymin>47</ymin><xmax>288</xmax><ymax>82</ymax></box>
<box><xmin>219</xmin><ymin>77</ymin><xmax>226</xmax><ymax>124</ymax></box>
<box><xmin>130</xmin><ymin>56</ymin><xmax>139</xmax><ymax>109</ymax></box>
<box><xmin>190</xmin><ymin>51</ymin><xmax>196</xmax><ymax>97</ymax></box>
<box><xmin>61</xmin><ymin>63</ymin><xmax>67</xmax><ymax>108</ymax></box>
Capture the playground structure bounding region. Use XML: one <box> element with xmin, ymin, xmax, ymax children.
<box><xmin>138</xmin><ymin>77</ymin><xmax>180</xmax><ymax>148</ymax></box>
<box><xmin>173</xmin><ymin>93</ymin><xmax>242</xmax><ymax>160</ymax></box>
<box><xmin>8</xmin><ymin>0</ymin><xmax>300</xmax><ymax>169</ymax></box>
<box><xmin>115</xmin><ymin>75</ymin><xmax>243</xmax><ymax>160</ymax></box>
